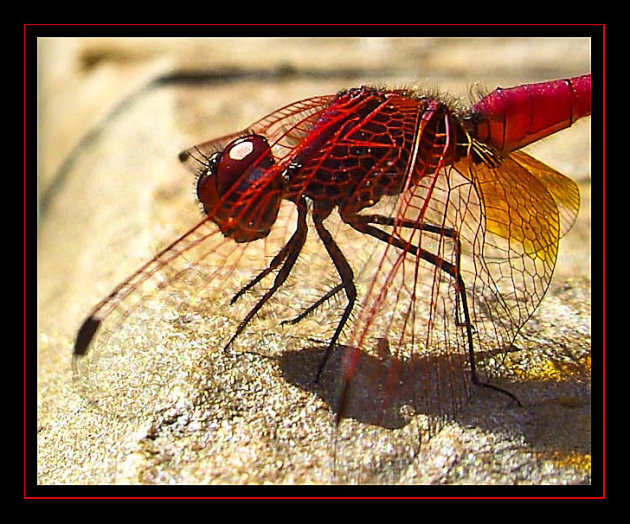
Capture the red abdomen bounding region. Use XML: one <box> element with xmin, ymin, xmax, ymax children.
<box><xmin>469</xmin><ymin>74</ymin><xmax>591</xmax><ymax>152</ymax></box>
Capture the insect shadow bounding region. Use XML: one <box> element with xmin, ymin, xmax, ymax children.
<box><xmin>278</xmin><ymin>342</ymin><xmax>491</xmax><ymax>430</ymax></box>
<box><xmin>277</xmin><ymin>340</ymin><xmax>590</xmax><ymax>463</ymax></box>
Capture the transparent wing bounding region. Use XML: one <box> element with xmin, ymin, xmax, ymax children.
<box><xmin>73</xmin><ymin>94</ymin><xmax>339</xmax><ymax>418</ymax></box>
<box><xmin>331</xmin><ymin>138</ymin><xmax>577</xmax><ymax>429</ymax></box>
<box><xmin>179</xmin><ymin>94</ymin><xmax>337</xmax><ymax>174</ymax></box>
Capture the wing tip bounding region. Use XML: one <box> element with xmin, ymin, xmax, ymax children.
<box><xmin>74</xmin><ymin>316</ymin><xmax>101</xmax><ymax>357</ymax></box>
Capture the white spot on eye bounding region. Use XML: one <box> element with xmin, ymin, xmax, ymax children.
<box><xmin>229</xmin><ymin>140</ymin><xmax>254</xmax><ymax>161</ymax></box>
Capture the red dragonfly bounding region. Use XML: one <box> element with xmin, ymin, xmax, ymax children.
<box><xmin>74</xmin><ymin>74</ymin><xmax>591</xmax><ymax>426</ymax></box>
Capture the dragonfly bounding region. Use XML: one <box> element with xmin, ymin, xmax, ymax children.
<box><xmin>73</xmin><ymin>74</ymin><xmax>591</xmax><ymax>428</ymax></box>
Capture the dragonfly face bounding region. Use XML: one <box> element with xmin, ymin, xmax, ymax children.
<box><xmin>195</xmin><ymin>134</ymin><xmax>282</xmax><ymax>243</ymax></box>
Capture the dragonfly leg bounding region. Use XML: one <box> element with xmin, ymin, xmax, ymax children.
<box><xmin>280</xmin><ymin>283</ymin><xmax>344</xmax><ymax>326</ymax></box>
<box><xmin>231</xmin><ymin>232</ymin><xmax>294</xmax><ymax>305</ymax></box>
<box><xmin>281</xmin><ymin>215</ymin><xmax>468</xmax><ymax>327</ymax></box>
<box><xmin>348</xmin><ymin>213</ymin><xmax>522</xmax><ymax>406</ymax></box>
<box><xmin>312</xmin><ymin>213</ymin><xmax>357</xmax><ymax>382</ymax></box>
<box><xmin>223</xmin><ymin>197</ymin><xmax>308</xmax><ymax>351</ymax></box>
<box><xmin>282</xmin><ymin>213</ymin><xmax>466</xmax><ymax>381</ymax></box>
<box><xmin>357</xmin><ymin>213</ymin><xmax>470</xmax><ymax>329</ymax></box>
<box><xmin>281</xmin><ymin>217</ymin><xmax>468</xmax><ymax>327</ymax></box>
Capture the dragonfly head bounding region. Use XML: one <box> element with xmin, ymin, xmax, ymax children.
<box><xmin>196</xmin><ymin>134</ymin><xmax>283</xmax><ymax>243</ymax></box>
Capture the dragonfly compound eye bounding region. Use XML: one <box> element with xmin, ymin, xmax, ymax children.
<box><xmin>216</xmin><ymin>135</ymin><xmax>275</xmax><ymax>193</ymax></box>
<box><xmin>197</xmin><ymin>134</ymin><xmax>283</xmax><ymax>243</ymax></box>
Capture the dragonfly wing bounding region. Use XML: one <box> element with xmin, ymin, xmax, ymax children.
<box><xmin>179</xmin><ymin>131</ymin><xmax>248</xmax><ymax>174</ymax></box>
<box><xmin>509</xmin><ymin>150</ymin><xmax>581</xmax><ymax>238</ymax></box>
<box><xmin>449</xmin><ymin>150</ymin><xmax>574</xmax><ymax>344</ymax></box>
<box><xmin>332</xmin><ymin>144</ymin><xmax>576</xmax><ymax>425</ymax></box>
<box><xmin>72</xmin><ymin>201</ymin><xmax>305</xmax><ymax>419</ymax></box>
<box><xmin>178</xmin><ymin>95</ymin><xmax>337</xmax><ymax>174</ymax></box>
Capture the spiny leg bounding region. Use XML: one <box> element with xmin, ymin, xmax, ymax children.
<box><xmin>223</xmin><ymin>197</ymin><xmax>308</xmax><ymax>351</ymax></box>
<box><xmin>280</xmin><ymin>216</ymin><xmax>465</xmax><ymax>327</ymax></box>
<box><xmin>284</xmin><ymin>214</ymin><xmax>463</xmax><ymax>327</ymax></box>
<box><xmin>348</xmin><ymin>213</ymin><xmax>522</xmax><ymax>406</ymax></box>
<box><xmin>281</xmin><ymin>283</ymin><xmax>344</xmax><ymax>326</ymax></box>
<box><xmin>288</xmin><ymin>213</ymin><xmax>464</xmax><ymax>381</ymax></box>
<box><xmin>231</xmin><ymin>233</ymin><xmax>294</xmax><ymax>305</ymax></box>
<box><xmin>312</xmin><ymin>213</ymin><xmax>357</xmax><ymax>382</ymax></box>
